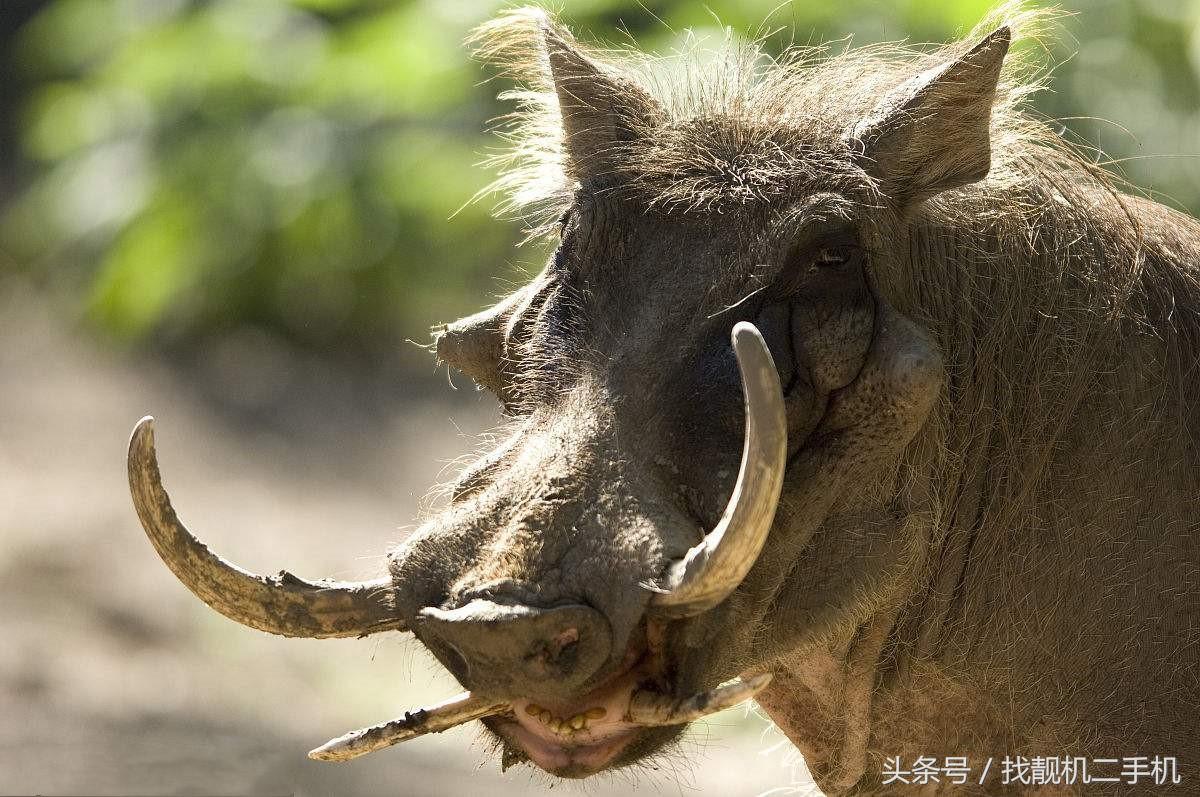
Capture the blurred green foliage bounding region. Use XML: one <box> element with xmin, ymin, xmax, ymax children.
<box><xmin>2</xmin><ymin>0</ymin><xmax>1199</xmax><ymax>350</ymax></box>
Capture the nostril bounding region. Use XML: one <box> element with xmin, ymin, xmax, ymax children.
<box><xmin>549</xmin><ymin>626</ymin><xmax>580</xmax><ymax>666</ymax></box>
<box><xmin>552</xmin><ymin>627</ymin><xmax>580</xmax><ymax>650</ymax></box>
<box><xmin>523</xmin><ymin>626</ymin><xmax>581</xmax><ymax>680</ymax></box>
<box><xmin>553</xmin><ymin>635</ymin><xmax>580</xmax><ymax>673</ymax></box>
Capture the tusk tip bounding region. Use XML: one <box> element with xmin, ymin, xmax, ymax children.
<box><xmin>129</xmin><ymin>415</ymin><xmax>156</xmax><ymax>453</ymax></box>
<box><xmin>730</xmin><ymin>321</ymin><xmax>762</xmax><ymax>347</ymax></box>
<box><xmin>307</xmin><ymin>746</ymin><xmax>338</xmax><ymax>762</ymax></box>
<box><xmin>745</xmin><ymin>671</ymin><xmax>774</xmax><ymax>693</ymax></box>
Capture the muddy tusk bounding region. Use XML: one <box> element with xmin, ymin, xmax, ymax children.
<box><xmin>128</xmin><ymin>416</ymin><xmax>406</xmax><ymax>639</ymax></box>
<box><xmin>625</xmin><ymin>673</ymin><xmax>773</xmax><ymax>727</ymax></box>
<box><xmin>308</xmin><ymin>692</ymin><xmax>510</xmax><ymax>762</ymax></box>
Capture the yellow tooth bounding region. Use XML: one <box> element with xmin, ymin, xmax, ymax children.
<box><xmin>569</xmin><ymin>714</ymin><xmax>586</xmax><ymax>731</ymax></box>
<box><xmin>525</xmin><ymin>704</ymin><xmax>543</xmax><ymax>717</ymax></box>
<box><xmin>585</xmin><ymin>707</ymin><xmax>607</xmax><ymax>720</ymax></box>
<box><xmin>538</xmin><ymin>709</ymin><xmax>552</xmax><ymax>724</ymax></box>
<box><xmin>548</xmin><ymin>718</ymin><xmax>563</xmax><ymax>733</ymax></box>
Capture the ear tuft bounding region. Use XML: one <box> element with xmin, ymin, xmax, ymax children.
<box><xmin>851</xmin><ymin>26</ymin><xmax>1012</xmax><ymax>205</ymax></box>
<box><xmin>467</xmin><ymin>7</ymin><xmax>557</xmax><ymax>85</ymax></box>
<box><xmin>470</xmin><ymin>6</ymin><xmax>660</xmax><ymax>181</ymax></box>
<box><xmin>540</xmin><ymin>23</ymin><xmax>661</xmax><ymax>179</ymax></box>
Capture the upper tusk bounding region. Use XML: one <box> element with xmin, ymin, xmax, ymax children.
<box><xmin>127</xmin><ymin>416</ymin><xmax>406</xmax><ymax>639</ymax></box>
<box><xmin>649</xmin><ymin>322</ymin><xmax>787</xmax><ymax>618</ymax></box>
<box><xmin>625</xmin><ymin>673</ymin><xmax>774</xmax><ymax>726</ymax></box>
<box><xmin>308</xmin><ymin>692</ymin><xmax>510</xmax><ymax>761</ymax></box>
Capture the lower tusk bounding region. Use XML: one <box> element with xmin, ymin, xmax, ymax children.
<box><xmin>308</xmin><ymin>692</ymin><xmax>510</xmax><ymax>762</ymax></box>
<box><xmin>625</xmin><ymin>673</ymin><xmax>773</xmax><ymax>727</ymax></box>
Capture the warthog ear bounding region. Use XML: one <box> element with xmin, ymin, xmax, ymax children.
<box><xmin>470</xmin><ymin>9</ymin><xmax>662</xmax><ymax>181</ymax></box>
<box><xmin>850</xmin><ymin>26</ymin><xmax>1011</xmax><ymax>205</ymax></box>
<box><xmin>540</xmin><ymin>23</ymin><xmax>662</xmax><ymax>179</ymax></box>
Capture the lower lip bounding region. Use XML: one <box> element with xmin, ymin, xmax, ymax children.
<box><xmin>499</xmin><ymin>718</ymin><xmax>639</xmax><ymax>777</ymax></box>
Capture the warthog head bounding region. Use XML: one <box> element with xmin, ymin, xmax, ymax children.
<box><xmin>129</xmin><ymin>6</ymin><xmax>1026</xmax><ymax>778</ymax></box>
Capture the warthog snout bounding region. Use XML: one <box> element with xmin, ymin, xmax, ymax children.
<box><xmin>418</xmin><ymin>600</ymin><xmax>612</xmax><ymax>697</ymax></box>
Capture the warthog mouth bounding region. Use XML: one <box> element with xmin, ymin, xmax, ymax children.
<box><xmin>490</xmin><ymin>635</ymin><xmax>771</xmax><ymax>778</ymax></box>
<box><xmin>495</xmin><ymin>677</ymin><xmax>773</xmax><ymax>777</ymax></box>
<box><xmin>491</xmin><ymin>624</ymin><xmax>663</xmax><ymax>777</ymax></box>
<box><xmin>496</xmin><ymin>675</ymin><xmax>652</xmax><ymax>775</ymax></box>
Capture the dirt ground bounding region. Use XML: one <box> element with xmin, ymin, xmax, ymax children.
<box><xmin>0</xmin><ymin>280</ymin><xmax>821</xmax><ymax>796</ymax></box>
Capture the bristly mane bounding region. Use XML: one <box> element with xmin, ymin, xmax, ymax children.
<box><xmin>467</xmin><ymin>2</ymin><xmax>1084</xmax><ymax>233</ymax></box>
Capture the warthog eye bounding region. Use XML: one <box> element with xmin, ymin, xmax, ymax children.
<box><xmin>814</xmin><ymin>244</ymin><xmax>858</xmax><ymax>269</ymax></box>
<box><xmin>555</xmin><ymin>206</ymin><xmax>572</xmax><ymax>235</ymax></box>
<box><xmin>552</xmin><ymin>208</ymin><xmax>579</xmax><ymax>273</ymax></box>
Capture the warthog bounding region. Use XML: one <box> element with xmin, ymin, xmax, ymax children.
<box><xmin>128</xmin><ymin>4</ymin><xmax>1198</xmax><ymax>794</ymax></box>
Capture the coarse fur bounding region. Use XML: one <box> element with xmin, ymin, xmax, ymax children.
<box><xmin>468</xmin><ymin>4</ymin><xmax>1051</xmax><ymax>224</ymax></box>
<box><xmin>419</xmin><ymin>3</ymin><xmax>1199</xmax><ymax>794</ymax></box>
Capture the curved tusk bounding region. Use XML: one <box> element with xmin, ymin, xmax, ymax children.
<box><xmin>649</xmin><ymin>321</ymin><xmax>787</xmax><ymax>618</ymax></box>
<box><xmin>128</xmin><ymin>416</ymin><xmax>406</xmax><ymax>639</ymax></box>
<box><xmin>308</xmin><ymin>692</ymin><xmax>510</xmax><ymax>762</ymax></box>
<box><xmin>626</xmin><ymin>673</ymin><xmax>773</xmax><ymax>726</ymax></box>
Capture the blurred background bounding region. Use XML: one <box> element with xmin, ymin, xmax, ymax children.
<box><xmin>0</xmin><ymin>1</ymin><xmax>1196</xmax><ymax>795</ymax></box>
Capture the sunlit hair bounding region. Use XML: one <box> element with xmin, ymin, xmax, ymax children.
<box><xmin>467</xmin><ymin>2</ymin><xmax>1077</xmax><ymax>234</ymax></box>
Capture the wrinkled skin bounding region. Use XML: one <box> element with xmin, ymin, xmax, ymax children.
<box><xmin>131</xmin><ymin>8</ymin><xmax>1199</xmax><ymax>794</ymax></box>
